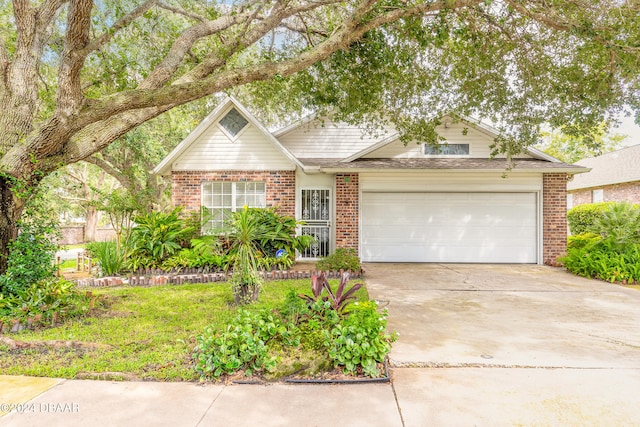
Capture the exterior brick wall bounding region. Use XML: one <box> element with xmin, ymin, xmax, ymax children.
<box><xmin>570</xmin><ymin>189</ymin><xmax>593</xmax><ymax>207</ymax></box>
<box><xmin>335</xmin><ymin>174</ymin><xmax>359</xmax><ymax>253</ymax></box>
<box><xmin>543</xmin><ymin>173</ymin><xmax>568</xmax><ymax>266</ymax></box>
<box><xmin>171</xmin><ymin>170</ymin><xmax>295</xmax><ymax>216</ymax></box>
<box><xmin>569</xmin><ymin>181</ymin><xmax>640</xmax><ymax>207</ymax></box>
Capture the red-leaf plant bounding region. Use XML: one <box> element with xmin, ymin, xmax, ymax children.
<box><xmin>299</xmin><ymin>271</ymin><xmax>363</xmax><ymax>313</ymax></box>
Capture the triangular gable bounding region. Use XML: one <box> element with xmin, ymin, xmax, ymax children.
<box><xmin>274</xmin><ymin>112</ymin><xmax>397</xmax><ymax>160</ymax></box>
<box><xmin>341</xmin><ymin>115</ymin><xmax>562</xmax><ymax>163</ymax></box>
<box><xmin>153</xmin><ymin>97</ymin><xmax>302</xmax><ymax>176</ymax></box>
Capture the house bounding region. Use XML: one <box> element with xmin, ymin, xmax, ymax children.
<box><xmin>567</xmin><ymin>144</ymin><xmax>640</xmax><ymax>208</ymax></box>
<box><xmin>154</xmin><ymin>97</ymin><xmax>587</xmax><ymax>265</ymax></box>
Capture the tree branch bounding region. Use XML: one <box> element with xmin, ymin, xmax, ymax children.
<box><xmin>278</xmin><ymin>18</ymin><xmax>329</xmax><ymax>41</ymax></box>
<box><xmin>80</xmin><ymin>0</ymin><xmax>160</xmax><ymax>56</ymax></box>
<box><xmin>56</xmin><ymin>0</ymin><xmax>93</xmax><ymax>113</ymax></box>
<box><xmin>137</xmin><ymin>10</ymin><xmax>253</xmax><ymax>89</ymax></box>
<box><xmin>86</xmin><ymin>0</ymin><xmax>481</xmax><ymax>117</ymax></box>
<box><xmin>84</xmin><ymin>155</ymin><xmax>134</xmax><ymax>191</ymax></box>
<box><xmin>157</xmin><ymin>1</ymin><xmax>206</xmax><ymax>22</ymax></box>
<box><xmin>36</xmin><ymin>0</ymin><xmax>69</xmax><ymax>31</ymax></box>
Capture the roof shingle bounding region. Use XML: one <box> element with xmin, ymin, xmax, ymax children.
<box><xmin>567</xmin><ymin>144</ymin><xmax>640</xmax><ymax>190</ymax></box>
<box><xmin>299</xmin><ymin>158</ymin><xmax>587</xmax><ymax>173</ymax></box>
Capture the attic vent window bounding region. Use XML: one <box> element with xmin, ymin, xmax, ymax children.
<box><xmin>424</xmin><ymin>143</ymin><xmax>470</xmax><ymax>156</ymax></box>
<box><xmin>219</xmin><ymin>108</ymin><xmax>248</xmax><ymax>137</ymax></box>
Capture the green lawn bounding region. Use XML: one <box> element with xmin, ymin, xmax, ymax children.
<box><xmin>0</xmin><ymin>279</ymin><xmax>368</xmax><ymax>381</ymax></box>
<box><xmin>58</xmin><ymin>259</ymin><xmax>77</xmax><ymax>270</ymax></box>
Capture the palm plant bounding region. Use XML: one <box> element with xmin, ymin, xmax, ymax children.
<box><xmin>589</xmin><ymin>202</ymin><xmax>640</xmax><ymax>246</ymax></box>
<box><xmin>226</xmin><ymin>207</ymin><xmax>288</xmax><ymax>304</ymax></box>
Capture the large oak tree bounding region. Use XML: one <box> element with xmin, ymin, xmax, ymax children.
<box><xmin>0</xmin><ymin>0</ymin><xmax>639</xmax><ymax>272</ymax></box>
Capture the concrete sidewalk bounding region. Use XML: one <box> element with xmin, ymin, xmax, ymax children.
<box><xmin>0</xmin><ymin>376</ymin><xmax>401</xmax><ymax>427</ymax></box>
<box><xmin>3</xmin><ymin>369</ymin><xmax>640</xmax><ymax>426</ymax></box>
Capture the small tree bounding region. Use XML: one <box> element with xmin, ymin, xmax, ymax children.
<box><xmin>226</xmin><ymin>208</ymin><xmax>268</xmax><ymax>304</ymax></box>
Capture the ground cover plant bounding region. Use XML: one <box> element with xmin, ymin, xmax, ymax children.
<box><xmin>562</xmin><ymin>202</ymin><xmax>640</xmax><ymax>284</ymax></box>
<box><xmin>194</xmin><ymin>272</ymin><xmax>394</xmax><ymax>380</ymax></box>
<box><xmin>0</xmin><ymin>277</ymin><xmax>391</xmax><ymax>381</ymax></box>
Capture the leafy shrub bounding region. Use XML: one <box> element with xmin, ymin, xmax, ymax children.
<box><xmin>246</xmin><ymin>208</ymin><xmax>314</xmax><ymax>258</ymax></box>
<box><xmin>0</xmin><ymin>279</ymin><xmax>96</xmax><ymax>330</ymax></box>
<box><xmin>126</xmin><ymin>208</ymin><xmax>195</xmax><ymax>269</ymax></box>
<box><xmin>193</xmin><ymin>309</ymin><xmax>298</xmax><ymax>378</ymax></box>
<box><xmin>567</xmin><ymin>202</ymin><xmax>615</xmax><ymax>235</ymax></box>
<box><xmin>323</xmin><ymin>301</ymin><xmax>397</xmax><ymax>377</ymax></box>
<box><xmin>567</xmin><ymin>233</ymin><xmax>602</xmax><ymax>250</ymax></box>
<box><xmin>315</xmin><ymin>248</ymin><xmax>361</xmax><ymax>272</ymax></box>
<box><xmin>560</xmin><ymin>241</ymin><xmax>640</xmax><ymax>284</ymax></box>
<box><xmin>85</xmin><ymin>240</ymin><xmax>126</xmax><ymax>276</ymax></box>
<box><xmin>0</xmin><ymin>217</ymin><xmax>59</xmax><ymax>296</ymax></box>
<box><xmin>194</xmin><ymin>280</ymin><xmax>394</xmax><ymax>380</ymax></box>
<box><xmin>563</xmin><ymin>203</ymin><xmax>640</xmax><ymax>283</ymax></box>
<box><xmin>299</xmin><ymin>271</ymin><xmax>363</xmax><ymax>313</ymax></box>
<box><xmin>162</xmin><ymin>236</ymin><xmax>231</xmax><ymax>271</ymax></box>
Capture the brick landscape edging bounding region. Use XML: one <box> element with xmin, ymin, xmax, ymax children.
<box><xmin>73</xmin><ymin>270</ymin><xmax>363</xmax><ymax>288</ymax></box>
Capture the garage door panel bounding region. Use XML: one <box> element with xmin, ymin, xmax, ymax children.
<box><xmin>361</xmin><ymin>192</ymin><xmax>537</xmax><ymax>263</ymax></box>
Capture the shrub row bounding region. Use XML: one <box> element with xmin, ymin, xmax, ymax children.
<box><xmin>563</xmin><ymin>202</ymin><xmax>640</xmax><ymax>283</ymax></box>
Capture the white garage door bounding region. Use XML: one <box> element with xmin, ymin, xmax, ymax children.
<box><xmin>361</xmin><ymin>192</ymin><xmax>537</xmax><ymax>263</ymax></box>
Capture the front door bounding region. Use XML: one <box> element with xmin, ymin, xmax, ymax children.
<box><xmin>300</xmin><ymin>188</ymin><xmax>331</xmax><ymax>258</ymax></box>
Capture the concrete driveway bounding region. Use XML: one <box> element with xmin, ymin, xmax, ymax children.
<box><xmin>365</xmin><ymin>263</ymin><xmax>640</xmax><ymax>426</ymax></box>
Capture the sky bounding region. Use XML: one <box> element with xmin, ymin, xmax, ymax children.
<box><xmin>612</xmin><ymin>114</ymin><xmax>640</xmax><ymax>146</ymax></box>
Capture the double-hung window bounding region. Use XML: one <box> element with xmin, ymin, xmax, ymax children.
<box><xmin>202</xmin><ymin>182</ymin><xmax>266</xmax><ymax>233</ymax></box>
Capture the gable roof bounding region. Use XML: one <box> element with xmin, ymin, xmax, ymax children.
<box><xmin>300</xmin><ymin>158</ymin><xmax>586</xmax><ymax>173</ymax></box>
<box><xmin>153</xmin><ymin>97</ymin><xmax>302</xmax><ymax>176</ymax></box>
<box><xmin>567</xmin><ymin>144</ymin><xmax>640</xmax><ymax>191</ymax></box>
<box><xmin>341</xmin><ymin>115</ymin><xmax>561</xmax><ymax>163</ymax></box>
<box><xmin>155</xmin><ymin>98</ymin><xmax>587</xmax><ymax>176</ymax></box>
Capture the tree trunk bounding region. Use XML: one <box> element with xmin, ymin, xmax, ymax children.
<box><xmin>0</xmin><ymin>177</ymin><xmax>24</xmax><ymax>274</ymax></box>
<box><xmin>84</xmin><ymin>206</ymin><xmax>99</xmax><ymax>242</ymax></box>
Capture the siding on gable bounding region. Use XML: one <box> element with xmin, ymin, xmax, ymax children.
<box><xmin>277</xmin><ymin>119</ymin><xmax>395</xmax><ymax>158</ymax></box>
<box><xmin>172</xmin><ymin>122</ymin><xmax>295</xmax><ymax>171</ymax></box>
<box><xmin>363</xmin><ymin>122</ymin><xmax>532</xmax><ymax>159</ymax></box>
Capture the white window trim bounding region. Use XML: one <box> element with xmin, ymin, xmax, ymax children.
<box><xmin>423</xmin><ymin>143</ymin><xmax>471</xmax><ymax>158</ymax></box>
<box><xmin>201</xmin><ymin>181</ymin><xmax>266</xmax><ymax>232</ymax></box>
<box><xmin>592</xmin><ymin>189</ymin><xmax>604</xmax><ymax>203</ymax></box>
<box><xmin>217</xmin><ymin>107</ymin><xmax>250</xmax><ymax>141</ymax></box>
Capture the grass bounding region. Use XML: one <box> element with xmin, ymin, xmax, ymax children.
<box><xmin>0</xmin><ymin>278</ymin><xmax>368</xmax><ymax>381</ymax></box>
<box><xmin>58</xmin><ymin>259</ymin><xmax>77</xmax><ymax>270</ymax></box>
<box><xmin>60</xmin><ymin>244</ymin><xmax>87</xmax><ymax>250</ymax></box>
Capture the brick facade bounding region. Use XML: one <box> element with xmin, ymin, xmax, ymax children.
<box><xmin>171</xmin><ymin>170</ymin><xmax>295</xmax><ymax>216</ymax></box>
<box><xmin>543</xmin><ymin>173</ymin><xmax>568</xmax><ymax>266</ymax></box>
<box><xmin>569</xmin><ymin>181</ymin><xmax>640</xmax><ymax>207</ymax></box>
<box><xmin>171</xmin><ymin>170</ymin><xmax>568</xmax><ymax>265</ymax></box>
<box><xmin>334</xmin><ymin>174</ymin><xmax>359</xmax><ymax>253</ymax></box>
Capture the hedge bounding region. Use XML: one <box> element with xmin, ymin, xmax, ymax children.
<box><xmin>567</xmin><ymin>202</ymin><xmax>616</xmax><ymax>235</ymax></box>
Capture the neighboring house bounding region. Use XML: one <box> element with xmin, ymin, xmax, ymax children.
<box><xmin>567</xmin><ymin>144</ymin><xmax>640</xmax><ymax>208</ymax></box>
<box><xmin>154</xmin><ymin>97</ymin><xmax>586</xmax><ymax>265</ymax></box>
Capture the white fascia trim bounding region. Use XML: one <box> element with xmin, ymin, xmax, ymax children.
<box><xmin>456</xmin><ymin>115</ymin><xmax>564</xmax><ymax>163</ymax></box>
<box><xmin>340</xmin><ymin>132</ymin><xmax>401</xmax><ymax>163</ymax></box>
<box><xmin>319</xmin><ymin>167</ymin><xmax>590</xmax><ymax>174</ymax></box>
<box><xmin>272</xmin><ymin>111</ymin><xmax>319</xmax><ymax>138</ymax></box>
<box><xmin>229</xmin><ymin>96</ymin><xmax>304</xmax><ymax>169</ymax></box>
<box><xmin>153</xmin><ymin>98</ymin><xmax>235</xmax><ymax>176</ymax></box>
<box><xmin>526</xmin><ymin>146</ymin><xmax>562</xmax><ymax>163</ymax></box>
